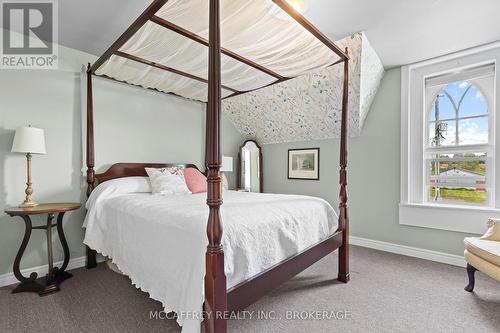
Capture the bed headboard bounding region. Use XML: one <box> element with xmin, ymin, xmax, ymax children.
<box><xmin>95</xmin><ymin>163</ymin><xmax>200</xmax><ymax>183</ymax></box>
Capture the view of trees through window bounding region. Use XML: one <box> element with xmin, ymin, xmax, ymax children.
<box><xmin>427</xmin><ymin>80</ymin><xmax>489</xmax><ymax>206</ymax></box>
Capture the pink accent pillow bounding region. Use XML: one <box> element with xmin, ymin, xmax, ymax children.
<box><xmin>184</xmin><ymin>167</ymin><xmax>207</xmax><ymax>193</ymax></box>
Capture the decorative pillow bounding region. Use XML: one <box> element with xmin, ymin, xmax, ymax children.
<box><xmin>480</xmin><ymin>218</ymin><xmax>500</xmax><ymax>241</ymax></box>
<box><xmin>165</xmin><ymin>166</ymin><xmax>185</xmax><ymax>178</ymax></box>
<box><xmin>184</xmin><ymin>167</ymin><xmax>207</xmax><ymax>193</ymax></box>
<box><xmin>145</xmin><ymin>167</ymin><xmax>191</xmax><ymax>195</ymax></box>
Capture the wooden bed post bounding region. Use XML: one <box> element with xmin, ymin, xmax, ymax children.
<box><xmin>338</xmin><ymin>48</ymin><xmax>350</xmax><ymax>283</ymax></box>
<box><xmin>205</xmin><ymin>102</ymin><xmax>209</xmax><ymax>171</ymax></box>
<box><xmin>86</xmin><ymin>63</ymin><xmax>97</xmax><ymax>269</ymax></box>
<box><xmin>204</xmin><ymin>0</ymin><xmax>227</xmax><ymax>332</ymax></box>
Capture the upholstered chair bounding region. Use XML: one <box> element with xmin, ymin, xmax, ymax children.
<box><xmin>464</xmin><ymin>218</ymin><xmax>500</xmax><ymax>292</ymax></box>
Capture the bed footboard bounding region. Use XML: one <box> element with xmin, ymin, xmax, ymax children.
<box><xmin>227</xmin><ymin>231</ymin><xmax>343</xmax><ymax>312</ymax></box>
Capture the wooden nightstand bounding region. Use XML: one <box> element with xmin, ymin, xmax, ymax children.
<box><xmin>4</xmin><ymin>203</ymin><xmax>81</xmax><ymax>296</ymax></box>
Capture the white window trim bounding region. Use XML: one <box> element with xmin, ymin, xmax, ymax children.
<box><xmin>400</xmin><ymin>41</ymin><xmax>500</xmax><ymax>234</ymax></box>
<box><xmin>424</xmin><ymin>70</ymin><xmax>494</xmax><ymax>207</ymax></box>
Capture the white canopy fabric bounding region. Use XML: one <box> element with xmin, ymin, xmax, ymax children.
<box><xmin>95</xmin><ymin>0</ymin><xmax>341</xmax><ymax>102</ymax></box>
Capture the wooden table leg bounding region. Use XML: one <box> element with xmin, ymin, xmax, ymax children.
<box><xmin>53</xmin><ymin>212</ymin><xmax>73</xmax><ymax>283</ymax></box>
<box><xmin>11</xmin><ymin>213</ymin><xmax>72</xmax><ymax>296</ymax></box>
<box><xmin>41</xmin><ymin>213</ymin><xmax>60</xmax><ymax>295</ymax></box>
<box><xmin>46</xmin><ymin>213</ymin><xmax>54</xmax><ymax>279</ymax></box>
<box><xmin>6</xmin><ymin>203</ymin><xmax>80</xmax><ymax>296</ymax></box>
<box><xmin>11</xmin><ymin>216</ymin><xmax>45</xmax><ymax>295</ymax></box>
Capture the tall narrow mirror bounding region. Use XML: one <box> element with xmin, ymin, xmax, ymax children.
<box><xmin>238</xmin><ymin>140</ymin><xmax>263</xmax><ymax>193</ymax></box>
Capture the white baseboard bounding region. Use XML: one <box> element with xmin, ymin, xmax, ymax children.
<box><xmin>0</xmin><ymin>255</ymin><xmax>106</xmax><ymax>288</ymax></box>
<box><xmin>350</xmin><ymin>236</ymin><xmax>466</xmax><ymax>267</ymax></box>
<box><xmin>1</xmin><ymin>239</ymin><xmax>464</xmax><ymax>287</ymax></box>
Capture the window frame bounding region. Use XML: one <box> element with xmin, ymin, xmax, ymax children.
<box><xmin>400</xmin><ymin>42</ymin><xmax>500</xmax><ymax>234</ymax></box>
<box><xmin>423</xmin><ymin>75</ymin><xmax>494</xmax><ymax>207</ymax></box>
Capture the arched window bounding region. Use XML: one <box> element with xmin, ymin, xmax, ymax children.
<box><xmin>425</xmin><ymin>77</ymin><xmax>493</xmax><ymax>207</ymax></box>
<box><xmin>429</xmin><ymin>81</ymin><xmax>488</xmax><ymax>147</ymax></box>
<box><xmin>401</xmin><ymin>51</ymin><xmax>499</xmax><ymax>232</ymax></box>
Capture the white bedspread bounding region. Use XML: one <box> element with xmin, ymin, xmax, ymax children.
<box><xmin>83</xmin><ymin>190</ymin><xmax>338</xmax><ymax>332</ymax></box>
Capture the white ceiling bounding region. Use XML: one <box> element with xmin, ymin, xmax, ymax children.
<box><xmin>59</xmin><ymin>0</ymin><xmax>500</xmax><ymax>68</ymax></box>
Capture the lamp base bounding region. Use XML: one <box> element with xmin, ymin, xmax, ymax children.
<box><xmin>20</xmin><ymin>152</ymin><xmax>39</xmax><ymax>209</ymax></box>
<box><xmin>19</xmin><ymin>200</ymin><xmax>39</xmax><ymax>208</ymax></box>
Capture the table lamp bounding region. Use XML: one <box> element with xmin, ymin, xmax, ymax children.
<box><xmin>220</xmin><ymin>156</ymin><xmax>233</xmax><ymax>190</ymax></box>
<box><xmin>11</xmin><ymin>126</ymin><xmax>46</xmax><ymax>208</ymax></box>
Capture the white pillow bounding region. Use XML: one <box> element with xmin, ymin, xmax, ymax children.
<box><xmin>84</xmin><ymin>176</ymin><xmax>152</xmax><ymax>220</ymax></box>
<box><xmin>87</xmin><ymin>177</ymin><xmax>152</xmax><ymax>209</ymax></box>
<box><xmin>145</xmin><ymin>167</ymin><xmax>191</xmax><ymax>195</ymax></box>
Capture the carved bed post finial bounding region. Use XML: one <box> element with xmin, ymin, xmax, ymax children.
<box><xmin>338</xmin><ymin>47</ymin><xmax>350</xmax><ymax>283</ymax></box>
<box><xmin>86</xmin><ymin>63</ymin><xmax>97</xmax><ymax>269</ymax></box>
<box><xmin>204</xmin><ymin>0</ymin><xmax>227</xmax><ymax>332</ymax></box>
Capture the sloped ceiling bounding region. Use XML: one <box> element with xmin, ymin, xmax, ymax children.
<box><xmin>222</xmin><ymin>33</ymin><xmax>384</xmax><ymax>144</ymax></box>
<box><xmin>56</xmin><ymin>1</ymin><xmax>500</xmax><ymax>69</ymax></box>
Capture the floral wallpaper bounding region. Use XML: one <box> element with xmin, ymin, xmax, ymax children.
<box><xmin>222</xmin><ymin>32</ymin><xmax>384</xmax><ymax>144</ymax></box>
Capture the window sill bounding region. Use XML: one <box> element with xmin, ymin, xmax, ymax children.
<box><xmin>399</xmin><ymin>203</ymin><xmax>500</xmax><ymax>234</ymax></box>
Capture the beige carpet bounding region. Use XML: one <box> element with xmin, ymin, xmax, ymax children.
<box><xmin>1</xmin><ymin>245</ymin><xmax>499</xmax><ymax>333</ymax></box>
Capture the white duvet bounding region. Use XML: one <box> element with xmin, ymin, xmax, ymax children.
<box><xmin>83</xmin><ymin>179</ymin><xmax>338</xmax><ymax>332</ymax></box>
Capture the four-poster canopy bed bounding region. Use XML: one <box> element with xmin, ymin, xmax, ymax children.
<box><xmin>83</xmin><ymin>0</ymin><xmax>350</xmax><ymax>332</ymax></box>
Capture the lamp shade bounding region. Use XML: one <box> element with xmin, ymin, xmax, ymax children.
<box><xmin>221</xmin><ymin>156</ymin><xmax>233</xmax><ymax>172</ymax></box>
<box><xmin>11</xmin><ymin>126</ymin><xmax>46</xmax><ymax>154</ymax></box>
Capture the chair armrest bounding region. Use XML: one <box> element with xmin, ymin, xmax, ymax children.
<box><xmin>480</xmin><ymin>218</ymin><xmax>500</xmax><ymax>241</ymax></box>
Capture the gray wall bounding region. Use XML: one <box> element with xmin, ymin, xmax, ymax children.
<box><xmin>88</xmin><ymin>75</ymin><xmax>242</xmax><ymax>187</ymax></box>
<box><xmin>264</xmin><ymin>68</ymin><xmax>473</xmax><ymax>256</ymax></box>
<box><xmin>0</xmin><ymin>44</ymin><xmax>243</xmax><ymax>276</ymax></box>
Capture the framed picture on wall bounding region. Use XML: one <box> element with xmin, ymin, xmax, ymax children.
<box><xmin>288</xmin><ymin>148</ymin><xmax>320</xmax><ymax>180</ymax></box>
